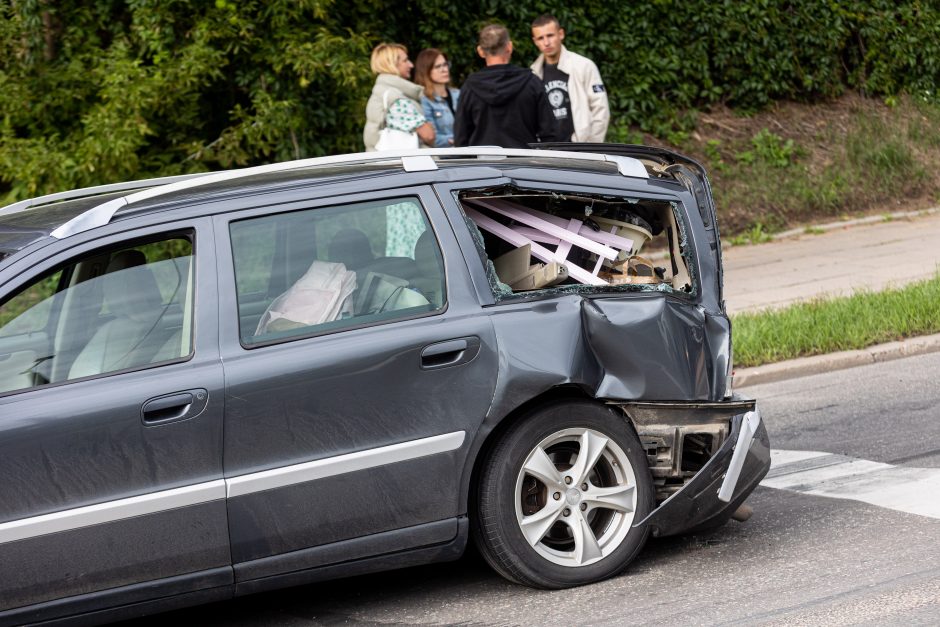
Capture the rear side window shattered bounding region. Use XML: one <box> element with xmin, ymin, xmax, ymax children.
<box><xmin>455</xmin><ymin>186</ymin><xmax>696</xmax><ymax>302</ymax></box>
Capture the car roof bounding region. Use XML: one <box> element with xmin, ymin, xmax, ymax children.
<box><xmin>0</xmin><ymin>147</ymin><xmax>661</xmax><ymax>257</ymax></box>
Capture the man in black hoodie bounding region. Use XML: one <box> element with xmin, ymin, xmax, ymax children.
<box><xmin>454</xmin><ymin>24</ymin><xmax>562</xmax><ymax>148</ymax></box>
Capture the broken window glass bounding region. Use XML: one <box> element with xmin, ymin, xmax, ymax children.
<box><xmin>457</xmin><ymin>187</ymin><xmax>694</xmax><ymax>299</ymax></box>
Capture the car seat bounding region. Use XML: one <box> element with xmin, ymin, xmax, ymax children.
<box><xmin>328</xmin><ymin>228</ymin><xmax>375</xmax><ymax>271</ymax></box>
<box><xmin>68</xmin><ymin>251</ymin><xmax>174</xmax><ymax>379</ymax></box>
<box><xmin>409</xmin><ymin>230</ymin><xmax>444</xmax><ymax>308</ymax></box>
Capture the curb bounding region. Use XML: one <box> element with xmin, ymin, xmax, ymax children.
<box><xmin>735</xmin><ymin>333</ymin><xmax>940</xmax><ymax>388</ymax></box>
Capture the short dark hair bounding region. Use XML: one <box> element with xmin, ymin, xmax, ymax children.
<box><xmin>478</xmin><ymin>23</ymin><xmax>510</xmax><ymax>57</ymax></box>
<box><xmin>531</xmin><ymin>14</ymin><xmax>560</xmax><ymax>30</ymax></box>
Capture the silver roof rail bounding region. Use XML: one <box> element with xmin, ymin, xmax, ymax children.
<box><xmin>0</xmin><ymin>173</ymin><xmax>211</xmax><ymax>218</ymax></box>
<box><xmin>47</xmin><ymin>147</ymin><xmax>648</xmax><ymax>239</ymax></box>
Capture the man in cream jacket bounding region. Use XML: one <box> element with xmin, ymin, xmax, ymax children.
<box><xmin>530</xmin><ymin>14</ymin><xmax>609</xmax><ymax>143</ymax></box>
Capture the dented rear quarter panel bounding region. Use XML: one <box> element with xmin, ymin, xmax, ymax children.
<box><xmin>485</xmin><ymin>292</ymin><xmax>726</xmax><ymax>421</ymax></box>
<box><xmin>434</xmin><ymin>165</ymin><xmax>731</xmax><ymax>418</ymax></box>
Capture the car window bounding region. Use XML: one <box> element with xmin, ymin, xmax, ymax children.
<box><xmin>454</xmin><ymin>186</ymin><xmax>693</xmax><ymax>300</ymax></box>
<box><xmin>0</xmin><ymin>237</ymin><xmax>194</xmax><ymax>394</ymax></box>
<box><xmin>0</xmin><ymin>270</ymin><xmax>64</xmax><ymax>338</ymax></box>
<box><xmin>231</xmin><ymin>197</ymin><xmax>446</xmax><ymax>346</ymax></box>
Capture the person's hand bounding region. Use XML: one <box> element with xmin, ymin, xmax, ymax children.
<box><xmin>416</xmin><ymin>122</ymin><xmax>435</xmax><ymax>146</ymax></box>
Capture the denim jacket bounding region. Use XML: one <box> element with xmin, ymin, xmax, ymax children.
<box><xmin>421</xmin><ymin>88</ymin><xmax>460</xmax><ymax>147</ymax></box>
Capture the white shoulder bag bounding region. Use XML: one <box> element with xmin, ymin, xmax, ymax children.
<box><xmin>375</xmin><ymin>91</ymin><xmax>419</xmax><ymax>151</ymax></box>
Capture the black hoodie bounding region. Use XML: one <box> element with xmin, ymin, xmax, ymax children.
<box><xmin>454</xmin><ymin>64</ymin><xmax>562</xmax><ymax>148</ymax></box>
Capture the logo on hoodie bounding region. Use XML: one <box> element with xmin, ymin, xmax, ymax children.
<box><xmin>544</xmin><ymin>79</ymin><xmax>569</xmax><ymax>120</ymax></box>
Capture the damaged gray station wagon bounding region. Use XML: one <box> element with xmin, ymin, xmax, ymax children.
<box><xmin>0</xmin><ymin>145</ymin><xmax>770</xmax><ymax>624</ymax></box>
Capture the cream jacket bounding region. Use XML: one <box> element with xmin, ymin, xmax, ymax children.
<box><xmin>363</xmin><ymin>74</ymin><xmax>425</xmax><ymax>152</ymax></box>
<box><xmin>531</xmin><ymin>45</ymin><xmax>609</xmax><ymax>143</ymax></box>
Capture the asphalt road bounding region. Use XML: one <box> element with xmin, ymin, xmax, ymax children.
<box><xmin>125</xmin><ymin>353</ymin><xmax>940</xmax><ymax>626</ymax></box>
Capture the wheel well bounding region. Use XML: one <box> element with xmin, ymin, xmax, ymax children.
<box><xmin>466</xmin><ymin>385</ymin><xmax>609</xmax><ymax>526</ymax></box>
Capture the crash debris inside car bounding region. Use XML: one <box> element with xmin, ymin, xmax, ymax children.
<box><xmin>457</xmin><ymin>187</ymin><xmax>692</xmax><ymax>298</ymax></box>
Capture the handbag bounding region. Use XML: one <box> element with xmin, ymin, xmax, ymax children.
<box><xmin>374</xmin><ymin>91</ymin><xmax>419</xmax><ymax>151</ymax></box>
<box><xmin>375</xmin><ymin>127</ymin><xmax>418</xmax><ymax>151</ymax></box>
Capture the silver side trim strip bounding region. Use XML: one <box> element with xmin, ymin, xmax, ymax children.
<box><xmin>0</xmin><ymin>480</ymin><xmax>226</xmax><ymax>545</ymax></box>
<box><xmin>226</xmin><ymin>430</ymin><xmax>466</xmax><ymax>498</ymax></box>
<box><xmin>0</xmin><ymin>431</ymin><xmax>466</xmax><ymax>544</ymax></box>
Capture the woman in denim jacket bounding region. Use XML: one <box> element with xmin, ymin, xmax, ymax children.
<box><xmin>415</xmin><ymin>49</ymin><xmax>461</xmax><ymax>147</ymax></box>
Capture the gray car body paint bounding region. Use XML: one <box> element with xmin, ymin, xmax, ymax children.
<box><xmin>0</xmin><ymin>148</ymin><xmax>766</xmax><ymax>623</ymax></box>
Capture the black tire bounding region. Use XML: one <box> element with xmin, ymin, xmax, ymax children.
<box><xmin>473</xmin><ymin>400</ymin><xmax>654</xmax><ymax>589</ymax></box>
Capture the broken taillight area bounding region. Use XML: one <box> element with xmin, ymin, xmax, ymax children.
<box><xmin>639</xmin><ymin>422</ymin><xmax>729</xmax><ymax>503</ymax></box>
<box><xmin>613</xmin><ymin>400</ymin><xmax>755</xmax><ymax>504</ymax></box>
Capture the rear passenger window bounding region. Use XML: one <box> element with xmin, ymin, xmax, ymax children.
<box><xmin>0</xmin><ymin>236</ymin><xmax>194</xmax><ymax>394</ymax></box>
<box><xmin>231</xmin><ymin>197</ymin><xmax>446</xmax><ymax>346</ymax></box>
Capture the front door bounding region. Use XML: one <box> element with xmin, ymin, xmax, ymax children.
<box><xmin>0</xmin><ymin>221</ymin><xmax>229</xmax><ymax>618</ymax></box>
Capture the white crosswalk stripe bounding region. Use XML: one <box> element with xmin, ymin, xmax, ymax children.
<box><xmin>761</xmin><ymin>449</ymin><xmax>940</xmax><ymax>519</ymax></box>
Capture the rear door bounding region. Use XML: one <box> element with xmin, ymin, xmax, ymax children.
<box><xmin>0</xmin><ymin>219</ymin><xmax>229</xmax><ymax>619</ymax></box>
<box><xmin>214</xmin><ymin>186</ymin><xmax>498</xmax><ymax>580</ymax></box>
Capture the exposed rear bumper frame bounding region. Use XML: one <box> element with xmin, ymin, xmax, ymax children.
<box><xmin>611</xmin><ymin>398</ymin><xmax>771</xmax><ymax>537</ymax></box>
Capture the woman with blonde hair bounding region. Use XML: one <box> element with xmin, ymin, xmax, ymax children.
<box><xmin>414</xmin><ymin>48</ymin><xmax>460</xmax><ymax>147</ymax></box>
<box><xmin>363</xmin><ymin>43</ymin><xmax>435</xmax><ymax>151</ymax></box>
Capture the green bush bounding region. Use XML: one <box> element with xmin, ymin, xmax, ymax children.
<box><xmin>736</xmin><ymin>129</ymin><xmax>799</xmax><ymax>167</ymax></box>
<box><xmin>3</xmin><ymin>1</ymin><xmax>940</xmax><ymax>203</ymax></box>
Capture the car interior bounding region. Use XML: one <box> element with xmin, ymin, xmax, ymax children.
<box><xmin>231</xmin><ymin>197</ymin><xmax>447</xmax><ymax>346</ymax></box>
<box><xmin>0</xmin><ymin>238</ymin><xmax>193</xmax><ymax>394</ymax></box>
<box><xmin>455</xmin><ymin>186</ymin><xmax>693</xmax><ymax>297</ymax></box>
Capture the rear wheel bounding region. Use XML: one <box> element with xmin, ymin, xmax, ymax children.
<box><xmin>473</xmin><ymin>400</ymin><xmax>653</xmax><ymax>588</ymax></box>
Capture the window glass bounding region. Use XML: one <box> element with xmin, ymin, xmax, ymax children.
<box><xmin>231</xmin><ymin>220</ymin><xmax>277</xmax><ymax>296</ymax></box>
<box><xmin>231</xmin><ymin>197</ymin><xmax>446</xmax><ymax>346</ymax></box>
<box><xmin>0</xmin><ymin>237</ymin><xmax>194</xmax><ymax>394</ymax></box>
<box><xmin>456</xmin><ymin>188</ymin><xmax>694</xmax><ymax>298</ymax></box>
<box><xmin>0</xmin><ymin>270</ymin><xmax>63</xmax><ymax>338</ymax></box>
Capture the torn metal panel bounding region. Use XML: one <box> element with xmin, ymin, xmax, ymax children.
<box><xmin>630</xmin><ymin>408</ymin><xmax>771</xmax><ymax>537</ymax></box>
<box><xmin>485</xmin><ymin>292</ymin><xmax>723</xmax><ymax>423</ymax></box>
<box><xmin>582</xmin><ymin>296</ymin><xmax>712</xmax><ymax>400</ymax></box>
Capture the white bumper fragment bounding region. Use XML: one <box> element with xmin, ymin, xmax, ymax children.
<box><xmin>717</xmin><ymin>409</ymin><xmax>763</xmax><ymax>502</ymax></box>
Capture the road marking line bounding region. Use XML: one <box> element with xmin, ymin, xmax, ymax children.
<box><xmin>762</xmin><ymin>449</ymin><xmax>940</xmax><ymax>519</ymax></box>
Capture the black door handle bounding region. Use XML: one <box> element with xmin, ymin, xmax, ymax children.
<box><xmin>141</xmin><ymin>389</ymin><xmax>208</xmax><ymax>425</ymax></box>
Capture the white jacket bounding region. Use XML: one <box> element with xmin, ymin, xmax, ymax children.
<box><xmin>531</xmin><ymin>45</ymin><xmax>609</xmax><ymax>143</ymax></box>
<box><xmin>363</xmin><ymin>74</ymin><xmax>424</xmax><ymax>152</ymax></box>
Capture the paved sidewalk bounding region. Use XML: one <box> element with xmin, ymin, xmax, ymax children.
<box><xmin>721</xmin><ymin>208</ymin><xmax>940</xmax><ymax>386</ymax></box>
<box><xmin>722</xmin><ymin>209</ymin><xmax>940</xmax><ymax>314</ymax></box>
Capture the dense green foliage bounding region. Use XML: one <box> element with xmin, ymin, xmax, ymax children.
<box><xmin>3</xmin><ymin>1</ymin><xmax>940</xmax><ymax>203</ymax></box>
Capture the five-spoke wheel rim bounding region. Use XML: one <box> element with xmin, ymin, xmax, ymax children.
<box><xmin>513</xmin><ymin>427</ymin><xmax>638</xmax><ymax>567</ymax></box>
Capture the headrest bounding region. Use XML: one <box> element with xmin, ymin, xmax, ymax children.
<box><xmin>414</xmin><ymin>229</ymin><xmax>440</xmax><ymax>271</ymax></box>
<box><xmin>328</xmin><ymin>228</ymin><xmax>374</xmax><ymax>270</ymax></box>
<box><xmin>103</xmin><ymin>253</ymin><xmax>163</xmax><ymax>323</ymax></box>
<box><xmin>105</xmin><ymin>250</ymin><xmax>147</xmax><ymax>273</ymax></box>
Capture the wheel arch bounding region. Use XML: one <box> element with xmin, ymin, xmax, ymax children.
<box><xmin>460</xmin><ymin>385</ymin><xmax>644</xmax><ymax>528</ymax></box>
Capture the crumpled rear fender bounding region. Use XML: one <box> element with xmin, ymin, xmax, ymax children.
<box><xmin>486</xmin><ymin>293</ymin><xmax>729</xmax><ymax>421</ymax></box>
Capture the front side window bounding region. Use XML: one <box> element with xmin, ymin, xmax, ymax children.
<box><xmin>0</xmin><ymin>237</ymin><xmax>194</xmax><ymax>394</ymax></box>
<box><xmin>231</xmin><ymin>197</ymin><xmax>446</xmax><ymax>346</ymax></box>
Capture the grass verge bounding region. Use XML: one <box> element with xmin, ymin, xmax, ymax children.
<box><xmin>731</xmin><ymin>273</ymin><xmax>940</xmax><ymax>367</ymax></box>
